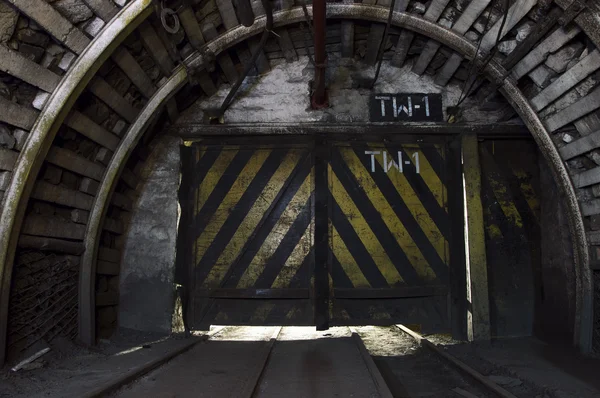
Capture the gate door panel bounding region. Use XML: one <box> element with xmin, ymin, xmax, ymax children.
<box><xmin>329</xmin><ymin>142</ymin><xmax>451</xmax><ymax>331</ymax></box>
<box><xmin>184</xmin><ymin>144</ymin><xmax>314</xmax><ymax>329</ymax></box>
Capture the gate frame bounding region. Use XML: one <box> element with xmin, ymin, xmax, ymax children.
<box><xmin>175</xmin><ymin>123</ymin><xmax>532</xmax><ymax>340</ymax></box>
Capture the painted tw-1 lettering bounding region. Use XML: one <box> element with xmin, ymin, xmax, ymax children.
<box><xmin>364</xmin><ymin>150</ymin><xmax>420</xmax><ymax>174</ymax></box>
<box><xmin>370</xmin><ymin>94</ymin><xmax>443</xmax><ymax>122</ymax></box>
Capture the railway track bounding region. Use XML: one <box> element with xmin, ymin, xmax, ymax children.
<box><xmin>102</xmin><ymin>326</ymin><xmax>520</xmax><ymax>398</ymax></box>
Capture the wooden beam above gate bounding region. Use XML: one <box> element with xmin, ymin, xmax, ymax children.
<box><xmin>172</xmin><ymin>123</ymin><xmax>531</xmax><ymax>139</ymax></box>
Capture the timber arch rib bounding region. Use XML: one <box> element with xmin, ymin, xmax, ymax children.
<box><xmin>0</xmin><ymin>0</ymin><xmax>598</xmax><ymax>364</ymax></box>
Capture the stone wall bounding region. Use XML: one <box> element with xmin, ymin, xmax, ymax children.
<box><xmin>118</xmin><ymin>135</ymin><xmax>180</xmax><ymax>334</ymax></box>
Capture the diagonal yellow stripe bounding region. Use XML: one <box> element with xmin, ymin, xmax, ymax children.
<box><xmin>339</xmin><ymin>148</ymin><xmax>435</xmax><ymax>281</ymax></box>
<box><xmin>271</xmin><ymin>224</ymin><xmax>312</xmax><ymax>288</ymax></box>
<box><xmin>201</xmin><ymin>150</ymin><xmax>304</xmax><ymax>287</ymax></box>
<box><xmin>331</xmin><ymin>224</ymin><xmax>371</xmax><ymax>288</ymax></box>
<box><xmin>194</xmin><ymin>147</ymin><xmax>239</xmax><ymax>217</ymax></box>
<box><xmin>329</xmin><ymin>163</ymin><xmax>404</xmax><ymax>285</ymax></box>
<box><xmin>403</xmin><ymin>144</ymin><xmax>447</xmax><ymax>209</ymax></box>
<box><xmin>195</xmin><ymin>149</ymin><xmax>271</xmax><ymax>268</ymax></box>
<box><xmin>487</xmin><ymin>171</ymin><xmax>524</xmax><ymax>229</ymax></box>
<box><xmin>512</xmin><ymin>169</ymin><xmax>540</xmax><ymax>222</ymax></box>
<box><xmin>236</xmin><ymin>172</ymin><xmax>312</xmax><ymax>288</ymax></box>
<box><xmin>371</xmin><ymin>149</ymin><xmax>449</xmax><ymax>265</ymax></box>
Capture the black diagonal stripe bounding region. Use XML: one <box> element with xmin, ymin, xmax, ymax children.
<box><xmin>193</xmin><ymin>149</ymin><xmax>291</xmax><ymax>285</ymax></box>
<box><xmin>331</xmin><ymin>149</ymin><xmax>421</xmax><ymax>285</ymax></box>
<box><xmin>192</xmin><ymin>149</ymin><xmax>256</xmax><ymax>239</ymax></box>
<box><xmin>331</xmin><ymin>250</ymin><xmax>354</xmax><ymax>289</ymax></box>
<box><xmin>481</xmin><ymin>170</ymin><xmax>530</xmax><ymax>258</ymax></box>
<box><xmin>216</xmin><ymin>156</ymin><xmax>312</xmax><ymax>288</ymax></box>
<box><xmin>288</xmin><ymin>246</ymin><xmax>313</xmax><ymax>288</ymax></box>
<box><xmin>419</xmin><ymin>144</ymin><xmax>445</xmax><ymax>184</ymax></box>
<box><xmin>482</xmin><ymin>145</ymin><xmax>540</xmax><ymax>232</ymax></box>
<box><xmin>254</xmin><ymin>196</ymin><xmax>313</xmax><ymax>288</ymax></box>
<box><xmin>352</xmin><ymin>147</ymin><xmax>449</xmax><ymax>282</ymax></box>
<box><xmin>192</xmin><ymin>145</ymin><xmax>223</xmax><ymax>191</ymax></box>
<box><xmin>331</xmin><ymin>198</ymin><xmax>392</xmax><ymax>289</ymax></box>
<box><xmin>385</xmin><ymin>144</ymin><xmax>451</xmax><ymax>240</ymax></box>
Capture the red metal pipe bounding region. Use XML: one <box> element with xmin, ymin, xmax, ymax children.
<box><xmin>311</xmin><ymin>0</ymin><xmax>328</xmax><ymax>108</ymax></box>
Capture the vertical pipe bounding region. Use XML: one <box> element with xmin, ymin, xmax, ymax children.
<box><xmin>311</xmin><ymin>0</ymin><xmax>327</xmax><ymax>108</ymax></box>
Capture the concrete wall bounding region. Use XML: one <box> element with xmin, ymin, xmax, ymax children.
<box><xmin>179</xmin><ymin>58</ymin><xmax>507</xmax><ymax>124</ymax></box>
<box><xmin>118</xmin><ymin>135</ymin><xmax>181</xmax><ymax>334</ymax></box>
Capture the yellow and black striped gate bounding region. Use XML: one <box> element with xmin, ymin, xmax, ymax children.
<box><xmin>328</xmin><ymin>142</ymin><xmax>452</xmax><ymax>330</ymax></box>
<box><xmin>178</xmin><ymin>142</ymin><xmax>315</xmax><ymax>329</ymax></box>
<box><xmin>178</xmin><ymin>136</ymin><xmax>461</xmax><ymax>333</ymax></box>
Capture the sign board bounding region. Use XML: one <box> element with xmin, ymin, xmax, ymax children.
<box><xmin>370</xmin><ymin>93</ymin><xmax>443</xmax><ymax>122</ymax></box>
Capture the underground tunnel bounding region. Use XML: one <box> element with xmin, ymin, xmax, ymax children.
<box><xmin>0</xmin><ymin>0</ymin><xmax>600</xmax><ymax>396</ymax></box>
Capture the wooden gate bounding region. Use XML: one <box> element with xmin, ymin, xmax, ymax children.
<box><xmin>178</xmin><ymin>143</ymin><xmax>314</xmax><ymax>329</ymax></box>
<box><xmin>328</xmin><ymin>141</ymin><xmax>453</xmax><ymax>331</ymax></box>
<box><xmin>178</xmin><ymin>135</ymin><xmax>463</xmax><ymax>334</ymax></box>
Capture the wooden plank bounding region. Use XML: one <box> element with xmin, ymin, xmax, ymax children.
<box><xmin>104</xmin><ymin>217</ymin><xmax>123</xmax><ymax>234</ymax></box>
<box><xmin>479</xmin><ymin>0</ymin><xmax>537</xmax><ymax>53</ymax></box>
<box><xmin>138</xmin><ymin>21</ymin><xmax>175</xmax><ymax>76</ymax></box>
<box><xmin>430</xmin><ymin>0</ymin><xmax>491</xmax><ymax>82</ymax></box>
<box><xmin>581</xmin><ymin>198</ymin><xmax>600</xmax><ymax>216</ymax></box>
<box><xmin>216</xmin><ymin>0</ymin><xmax>260</xmax><ymax>75</ymax></box>
<box><xmin>201</xmin><ymin>22</ymin><xmax>238</xmax><ymax>83</ymax></box>
<box><xmin>0</xmin><ymin>45</ymin><xmax>60</xmax><ymax>92</ymax></box>
<box><xmin>0</xmin><ymin>96</ymin><xmax>38</xmax><ymax>130</ymax></box>
<box><xmin>32</xmin><ymin>180</ymin><xmax>94</xmax><ymax>210</ymax></box>
<box><xmin>451</xmin><ymin>0</ymin><xmax>492</xmax><ymax>35</ymax></box>
<box><xmin>64</xmin><ymin>111</ymin><xmax>120</xmax><ymax>151</ymax></box>
<box><xmin>560</xmin><ymin>129</ymin><xmax>600</xmax><ymax>160</ymax></box>
<box><xmin>111</xmin><ymin>47</ymin><xmax>157</xmax><ymax>99</ymax></box>
<box><xmin>178</xmin><ymin>6</ymin><xmax>206</xmax><ymax>50</ymax></box>
<box><xmin>0</xmin><ymin>149</ymin><xmax>18</xmax><ymax>172</ymax></box>
<box><xmin>197</xmin><ymin>288</ymin><xmax>309</xmax><ymax>299</ymax></box>
<box><xmin>365</xmin><ymin>0</ymin><xmax>390</xmax><ymax>64</ymax></box>
<box><xmin>462</xmin><ymin>135</ymin><xmax>490</xmax><ymax>341</ymax></box>
<box><xmin>88</xmin><ymin>77</ymin><xmax>138</xmax><ymax>123</ymax></box>
<box><xmin>273</xmin><ymin>0</ymin><xmax>297</xmax><ymax>63</ymax></box>
<box><xmin>341</xmin><ymin>0</ymin><xmax>354</xmax><ymax>60</ymax></box>
<box><xmin>46</xmin><ymin>146</ymin><xmax>105</xmax><ymax>181</ymax></box>
<box><xmin>81</xmin><ymin>0</ymin><xmax>119</xmax><ymax>21</ymax></box>
<box><xmin>512</xmin><ymin>25</ymin><xmax>581</xmax><ymax>80</ymax></box>
<box><xmin>575</xmin><ymin>111</ymin><xmax>600</xmax><ymax>136</ymax></box>
<box><xmin>502</xmin><ymin>7</ymin><xmax>562</xmax><ymax>70</ymax></box>
<box><xmin>71</xmin><ymin>208</ymin><xmax>90</xmax><ymax>224</ymax></box>
<box><xmin>21</xmin><ymin>214</ymin><xmax>86</xmax><ymax>240</ymax></box>
<box><xmin>99</xmin><ymin>247</ymin><xmax>120</xmax><ymax>263</ymax></box>
<box><xmin>531</xmin><ymin>49</ymin><xmax>600</xmax><ymax>112</ymax></box>
<box><xmin>412</xmin><ymin>18</ymin><xmax>452</xmax><ymax>75</ymax></box>
<box><xmin>391</xmin><ymin>0</ymin><xmax>450</xmax><ymax>67</ymax></box>
<box><xmin>435</xmin><ymin>52</ymin><xmax>463</xmax><ymax>86</ymax></box>
<box><xmin>120</xmin><ymin>168</ymin><xmax>138</xmax><ymax>190</ymax></box>
<box><xmin>96</xmin><ymin>291</ymin><xmax>119</xmax><ymax>306</ymax></box>
<box><xmin>436</xmin><ymin>0</ymin><xmax>536</xmax><ymax>85</ymax></box>
<box><xmin>248</xmin><ymin>38</ymin><xmax>270</xmax><ymax>75</ymax></box>
<box><xmin>79</xmin><ymin>177</ymin><xmax>99</xmax><ymax>195</ymax></box>
<box><xmin>6</xmin><ymin>0</ymin><xmax>90</xmax><ymax>55</ymax></box>
<box><xmin>573</xmin><ymin>166</ymin><xmax>600</xmax><ymax>189</ymax></box>
<box><xmin>17</xmin><ymin>234</ymin><xmax>84</xmax><ymax>254</ymax></box>
<box><xmin>314</xmin><ymin>135</ymin><xmax>329</xmax><ymax>330</ymax></box>
<box><xmin>544</xmin><ymin>86</ymin><xmax>600</xmax><ymax>132</ymax></box>
<box><xmin>334</xmin><ymin>286</ymin><xmax>448</xmax><ymax>299</ymax></box>
<box><xmin>97</xmin><ymin>260</ymin><xmax>119</xmax><ymax>275</ymax></box>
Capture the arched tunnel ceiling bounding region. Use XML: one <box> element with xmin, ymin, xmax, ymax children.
<box><xmin>0</xmin><ymin>0</ymin><xmax>599</xmax><ymax>363</ymax></box>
